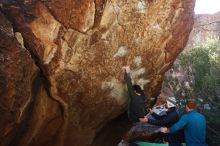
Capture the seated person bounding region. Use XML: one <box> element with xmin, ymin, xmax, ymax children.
<box><xmin>119</xmin><ymin>96</ymin><xmax>170</xmax><ymax>145</ymax></box>
<box><xmin>139</xmin><ymin>97</ymin><xmax>185</xmax><ymax>146</ymax></box>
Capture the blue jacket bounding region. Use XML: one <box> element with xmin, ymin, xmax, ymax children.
<box><xmin>169</xmin><ymin>110</ymin><xmax>207</xmax><ymax>146</ymax></box>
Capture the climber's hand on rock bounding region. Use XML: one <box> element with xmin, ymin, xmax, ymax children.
<box><xmin>122</xmin><ymin>66</ymin><xmax>130</xmax><ymax>73</ymax></box>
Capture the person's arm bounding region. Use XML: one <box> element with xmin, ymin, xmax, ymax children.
<box><xmin>124</xmin><ymin>68</ymin><xmax>135</xmax><ymax>99</ymax></box>
<box><xmin>168</xmin><ymin>114</ymin><xmax>188</xmax><ymax>133</ymax></box>
<box><xmin>139</xmin><ymin>117</ymin><xmax>148</xmax><ymax>122</ymax></box>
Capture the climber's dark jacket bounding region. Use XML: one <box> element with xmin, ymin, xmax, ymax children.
<box><xmin>124</xmin><ymin>72</ymin><xmax>145</xmax><ymax>123</ymax></box>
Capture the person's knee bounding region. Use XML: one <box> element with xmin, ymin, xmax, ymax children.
<box><xmin>123</xmin><ymin>131</ymin><xmax>133</xmax><ymax>141</ymax></box>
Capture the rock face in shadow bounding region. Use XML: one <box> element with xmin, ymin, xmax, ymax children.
<box><xmin>0</xmin><ymin>0</ymin><xmax>195</xmax><ymax>146</ymax></box>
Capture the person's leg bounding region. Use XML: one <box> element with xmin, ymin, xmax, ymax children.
<box><xmin>117</xmin><ymin>139</ymin><xmax>129</xmax><ymax>146</ymax></box>
<box><xmin>121</xmin><ymin>123</ymin><xmax>139</xmax><ymax>144</ymax></box>
<box><xmin>123</xmin><ymin>130</ymin><xmax>134</xmax><ymax>142</ymax></box>
<box><xmin>123</xmin><ymin>123</ymin><xmax>141</xmax><ymax>141</ymax></box>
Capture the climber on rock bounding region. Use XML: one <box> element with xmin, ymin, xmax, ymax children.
<box><xmin>123</xmin><ymin>66</ymin><xmax>146</xmax><ymax>124</ymax></box>
<box><xmin>118</xmin><ymin>66</ymin><xmax>147</xmax><ymax>146</ymax></box>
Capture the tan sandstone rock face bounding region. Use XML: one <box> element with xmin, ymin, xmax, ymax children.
<box><xmin>1</xmin><ymin>0</ymin><xmax>195</xmax><ymax>146</ymax></box>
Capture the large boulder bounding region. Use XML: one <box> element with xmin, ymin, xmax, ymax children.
<box><xmin>0</xmin><ymin>0</ymin><xmax>195</xmax><ymax>145</ymax></box>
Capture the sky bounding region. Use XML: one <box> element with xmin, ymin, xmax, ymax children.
<box><xmin>195</xmin><ymin>0</ymin><xmax>220</xmax><ymax>14</ymax></box>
